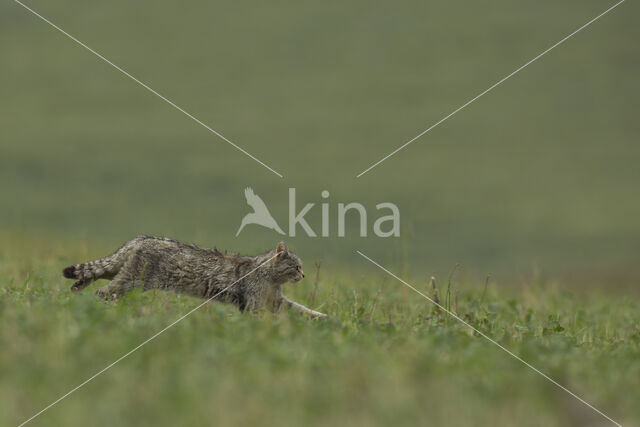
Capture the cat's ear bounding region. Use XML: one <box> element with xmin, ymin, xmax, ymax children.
<box><xmin>276</xmin><ymin>242</ymin><xmax>288</xmax><ymax>257</ymax></box>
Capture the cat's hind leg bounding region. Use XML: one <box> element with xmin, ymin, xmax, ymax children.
<box><xmin>96</xmin><ymin>277</ymin><xmax>132</xmax><ymax>300</ymax></box>
<box><xmin>70</xmin><ymin>278</ymin><xmax>94</xmax><ymax>292</ymax></box>
<box><xmin>95</xmin><ymin>249</ymin><xmax>148</xmax><ymax>300</ymax></box>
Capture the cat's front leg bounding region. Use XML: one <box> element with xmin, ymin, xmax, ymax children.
<box><xmin>280</xmin><ymin>296</ymin><xmax>327</xmax><ymax>318</ymax></box>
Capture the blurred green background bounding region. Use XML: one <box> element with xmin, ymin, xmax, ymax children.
<box><xmin>1</xmin><ymin>0</ymin><xmax>638</xmax><ymax>284</ymax></box>
<box><xmin>2</xmin><ymin>2</ymin><xmax>640</xmax><ymax>426</ymax></box>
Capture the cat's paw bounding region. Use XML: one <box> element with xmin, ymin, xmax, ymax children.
<box><xmin>95</xmin><ymin>288</ymin><xmax>118</xmax><ymax>301</ymax></box>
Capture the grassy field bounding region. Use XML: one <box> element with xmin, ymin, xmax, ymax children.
<box><xmin>1</xmin><ymin>0</ymin><xmax>639</xmax><ymax>425</ymax></box>
<box><xmin>1</xmin><ymin>237</ymin><xmax>639</xmax><ymax>427</ymax></box>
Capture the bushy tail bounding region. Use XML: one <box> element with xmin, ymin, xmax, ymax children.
<box><xmin>62</xmin><ymin>255</ymin><xmax>116</xmax><ymax>280</ymax></box>
<box><xmin>62</xmin><ymin>265</ymin><xmax>78</xmax><ymax>278</ymax></box>
<box><xmin>64</xmin><ymin>256</ymin><xmax>119</xmax><ymax>292</ymax></box>
<box><xmin>62</xmin><ymin>262</ymin><xmax>97</xmax><ymax>280</ymax></box>
<box><xmin>63</xmin><ymin>237</ymin><xmax>142</xmax><ymax>292</ymax></box>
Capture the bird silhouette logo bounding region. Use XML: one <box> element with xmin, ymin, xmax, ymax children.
<box><xmin>236</xmin><ymin>187</ymin><xmax>285</xmax><ymax>236</ymax></box>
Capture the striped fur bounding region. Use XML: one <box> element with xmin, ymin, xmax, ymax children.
<box><xmin>62</xmin><ymin>236</ymin><xmax>326</xmax><ymax>318</ymax></box>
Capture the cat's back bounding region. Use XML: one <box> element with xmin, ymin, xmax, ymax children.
<box><xmin>128</xmin><ymin>235</ymin><xmax>220</xmax><ymax>259</ymax></box>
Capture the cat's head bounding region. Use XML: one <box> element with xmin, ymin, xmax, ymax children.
<box><xmin>271</xmin><ymin>242</ymin><xmax>304</xmax><ymax>284</ymax></box>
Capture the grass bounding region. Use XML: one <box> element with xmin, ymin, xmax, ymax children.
<box><xmin>1</xmin><ymin>238</ymin><xmax>639</xmax><ymax>427</ymax></box>
<box><xmin>1</xmin><ymin>0</ymin><xmax>638</xmax><ymax>425</ymax></box>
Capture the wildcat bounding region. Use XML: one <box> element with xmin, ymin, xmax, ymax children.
<box><xmin>63</xmin><ymin>236</ymin><xmax>326</xmax><ymax>318</ymax></box>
